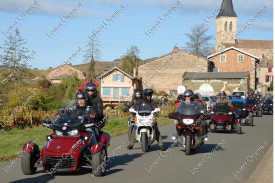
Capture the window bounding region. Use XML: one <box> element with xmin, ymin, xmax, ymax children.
<box><xmin>102</xmin><ymin>88</ymin><xmax>111</xmax><ymax>96</ymax></box>
<box><xmin>213</xmin><ymin>68</ymin><xmax>219</xmax><ymax>72</ymax></box>
<box><xmin>170</xmin><ymin>90</ymin><xmax>177</xmax><ymax>95</ymax></box>
<box><xmin>265</xmin><ymin>75</ymin><xmax>269</xmax><ymax>82</ymax></box>
<box><xmin>224</xmin><ymin>21</ymin><xmax>228</xmax><ymax>31</ymax></box>
<box><xmin>220</xmin><ymin>55</ymin><xmax>226</xmax><ymax>62</ymax></box>
<box><xmin>262</xmin><ymin>54</ymin><xmax>265</xmax><ymax>60</ymax></box>
<box><xmin>112</xmin><ymin>74</ymin><xmax>125</xmax><ymax>82</ymax></box>
<box><xmin>238</xmin><ymin>55</ymin><xmax>244</xmax><ymax>62</ymax></box>
<box><xmin>122</xmin><ymin>88</ymin><xmax>130</xmax><ymax>96</ymax></box>
<box><xmin>229</xmin><ymin>22</ymin><xmax>232</xmax><ymax>31</ymax></box>
<box><xmin>268</xmin><ymin>68</ymin><xmax>272</xmax><ymax>72</ymax></box>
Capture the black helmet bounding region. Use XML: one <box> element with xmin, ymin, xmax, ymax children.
<box><xmin>143</xmin><ymin>88</ymin><xmax>153</xmax><ymax>97</ymax></box>
<box><xmin>134</xmin><ymin>89</ymin><xmax>142</xmax><ymax>99</ymax></box>
<box><xmin>85</xmin><ymin>83</ymin><xmax>98</xmax><ymax>98</ymax></box>
<box><xmin>235</xmin><ymin>92</ymin><xmax>241</xmax><ymax>99</ymax></box>
<box><xmin>75</xmin><ymin>91</ymin><xmax>87</xmax><ymax>109</ymax></box>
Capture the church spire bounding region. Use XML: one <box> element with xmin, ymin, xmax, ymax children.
<box><xmin>217</xmin><ymin>0</ymin><xmax>237</xmax><ymax>18</ymax></box>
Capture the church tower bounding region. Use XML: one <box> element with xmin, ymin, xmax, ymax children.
<box><xmin>215</xmin><ymin>0</ymin><xmax>238</xmax><ymax>51</ymax></box>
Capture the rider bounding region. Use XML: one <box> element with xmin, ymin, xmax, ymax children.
<box><xmin>72</xmin><ymin>88</ymin><xmax>99</xmax><ymax>144</ymax></box>
<box><xmin>84</xmin><ymin>82</ymin><xmax>104</xmax><ymax>122</ymax></box>
<box><xmin>231</xmin><ymin>92</ymin><xmax>246</xmax><ymax>104</ymax></box>
<box><xmin>127</xmin><ymin>88</ymin><xmax>164</xmax><ymax>151</ymax></box>
<box><xmin>123</xmin><ymin>89</ymin><xmax>143</xmax><ymax>111</ymax></box>
<box><xmin>172</xmin><ymin>90</ymin><xmax>206</xmax><ymax>138</ymax></box>
<box><xmin>216</xmin><ymin>91</ymin><xmax>233</xmax><ymax>108</ymax></box>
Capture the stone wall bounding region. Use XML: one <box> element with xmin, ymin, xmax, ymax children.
<box><xmin>138</xmin><ymin>50</ymin><xmax>208</xmax><ymax>94</ymax></box>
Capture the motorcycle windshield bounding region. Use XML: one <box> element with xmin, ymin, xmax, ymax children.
<box><xmin>246</xmin><ymin>99</ymin><xmax>256</xmax><ymax>106</ymax></box>
<box><xmin>213</xmin><ymin>103</ymin><xmax>230</xmax><ymax>113</ymax></box>
<box><xmin>137</xmin><ymin>103</ymin><xmax>153</xmax><ymax>116</ymax></box>
<box><xmin>232</xmin><ymin>101</ymin><xmax>245</xmax><ymax>109</ymax></box>
<box><xmin>176</xmin><ymin>102</ymin><xmax>201</xmax><ymax>115</ymax></box>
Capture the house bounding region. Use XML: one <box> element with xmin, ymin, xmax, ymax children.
<box><xmin>138</xmin><ymin>47</ymin><xmax>209</xmax><ymax>95</ymax></box>
<box><xmin>256</xmin><ymin>59</ymin><xmax>273</xmax><ymax>93</ymax></box>
<box><xmin>182</xmin><ymin>72</ymin><xmax>250</xmax><ymax>96</ymax></box>
<box><xmin>46</xmin><ymin>64</ymin><xmax>85</xmax><ymax>84</ymax></box>
<box><xmin>97</xmin><ymin>67</ymin><xmax>142</xmax><ymax>107</ymax></box>
<box><xmin>209</xmin><ymin>0</ymin><xmax>273</xmax><ymax>91</ymax></box>
<box><xmin>207</xmin><ymin>47</ymin><xmax>259</xmax><ymax>89</ymax></box>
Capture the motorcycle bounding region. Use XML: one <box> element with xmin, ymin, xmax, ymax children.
<box><xmin>129</xmin><ymin>103</ymin><xmax>160</xmax><ymax>152</ymax></box>
<box><xmin>169</xmin><ymin>102</ymin><xmax>208</xmax><ymax>155</ymax></box>
<box><xmin>246</xmin><ymin>98</ymin><xmax>262</xmax><ymax>118</ymax></box>
<box><xmin>21</xmin><ymin>111</ymin><xmax>110</xmax><ymax>177</ymax></box>
<box><xmin>231</xmin><ymin>101</ymin><xmax>248</xmax><ymax>134</ymax></box>
<box><xmin>261</xmin><ymin>99</ymin><xmax>273</xmax><ymax>115</ymax></box>
<box><xmin>209</xmin><ymin>103</ymin><xmax>235</xmax><ymax>132</ymax></box>
<box><xmin>122</xmin><ymin>103</ymin><xmax>137</xmax><ymax>142</ymax></box>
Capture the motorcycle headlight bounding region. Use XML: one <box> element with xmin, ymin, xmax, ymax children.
<box><xmin>270</xmin><ymin>104</ymin><xmax>273</xmax><ymax>106</ymax></box>
<box><xmin>55</xmin><ymin>130</ymin><xmax>63</xmax><ymax>136</ymax></box>
<box><xmin>183</xmin><ymin>119</ymin><xmax>194</xmax><ymax>125</ymax></box>
<box><xmin>211</xmin><ymin>111</ymin><xmax>214</xmax><ymax>114</ymax></box>
<box><xmin>254</xmin><ymin>105</ymin><xmax>257</xmax><ymax>107</ymax></box>
<box><xmin>68</xmin><ymin>130</ymin><xmax>78</xmax><ymax>136</ymax></box>
<box><xmin>228</xmin><ymin>112</ymin><xmax>232</xmax><ymax>115</ymax></box>
<box><xmin>243</xmin><ymin>108</ymin><xmax>246</xmax><ymax>111</ymax></box>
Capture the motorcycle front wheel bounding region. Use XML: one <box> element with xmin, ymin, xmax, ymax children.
<box><xmin>141</xmin><ymin>132</ymin><xmax>148</xmax><ymax>152</ymax></box>
<box><xmin>185</xmin><ymin>136</ymin><xmax>192</xmax><ymax>155</ymax></box>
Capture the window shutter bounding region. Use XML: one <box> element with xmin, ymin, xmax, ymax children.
<box><xmin>268</xmin><ymin>68</ymin><xmax>272</xmax><ymax>72</ymax></box>
<box><xmin>121</xmin><ymin>74</ymin><xmax>124</xmax><ymax>82</ymax></box>
<box><xmin>113</xmin><ymin>74</ymin><xmax>116</xmax><ymax>81</ymax></box>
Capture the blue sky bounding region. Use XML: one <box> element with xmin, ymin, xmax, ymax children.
<box><xmin>0</xmin><ymin>0</ymin><xmax>273</xmax><ymax>70</ymax></box>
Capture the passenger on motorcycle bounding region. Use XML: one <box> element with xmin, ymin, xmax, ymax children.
<box><xmin>84</xmin><ymin>82</ymin><xmax>104</xmax><ymax>122</ymax></box>
<box><xmin>123</xmin><ymin>89</ymin><xmax>143</xmax><ymax>111</ymax></box>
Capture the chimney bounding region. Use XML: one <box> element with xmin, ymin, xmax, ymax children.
<box><xmin>173</xmin><ymin>46</ymin><xmax>179</xmax><ymax>52</ymax></box>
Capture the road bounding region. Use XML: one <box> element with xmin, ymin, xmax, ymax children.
<box><xmin>0</xmin><ymin>115</ymin><xmax>273</xmax><ymax>183</ymax></box>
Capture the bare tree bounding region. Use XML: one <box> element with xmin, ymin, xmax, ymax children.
<box><xmin>184</xmin><ymin>26</ymin><xmax>213</xmax><ymax>57</ymax></box>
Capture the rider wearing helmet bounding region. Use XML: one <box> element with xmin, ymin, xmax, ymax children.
<box><xmin>84</xmin><ymin>82</ymin><xmax>103</xmax><ymax>122</ymax></box>
<box><xmin>73</xmin><ymin>88</ymin><xmax>99</xmax><ymax>144</ymax></box>
<box><xmin>231</xmin><ymin>92</ymin><xmax>246</xmax><ymax>104</ymax></box>
<box><xmin>216</xmin><ymin>91</ymin><xmax>233</xmax><ymax>108</ymax></box>
<box><xmin>127</xmin><ymin>88</ymin><xmax>164</xmax><ymax>151</ymax></box>
<box><xmin>123</xmin><ymin>89</ymin><xmax>143</xmax><ymax>111</ymax></box>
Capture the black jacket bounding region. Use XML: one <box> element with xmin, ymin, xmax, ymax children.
<box><xmin>143</xmin><ymin>98</ymin><xmax>157</xmax><ymax>109</ymax></box>
<box><xmin>87</xmin><ymin>95</ymin><xmax>104</xmax><ymax>121</ymax></box>
<box><xmin>127</xmin><ymin>98</ymin><xmax>144</xmax><ymax>110</ymax></box>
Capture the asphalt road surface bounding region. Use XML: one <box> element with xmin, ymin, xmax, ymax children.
<box><xmin>0</xmin><ymin>115</ymin><xmax>273</xmax><ymax>183</ymax></box>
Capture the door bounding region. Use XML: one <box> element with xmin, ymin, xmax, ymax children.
<box><xmin>113</xmin><ymin>88</ymin><xmax>119</xmax><ymax>99</ymax></box>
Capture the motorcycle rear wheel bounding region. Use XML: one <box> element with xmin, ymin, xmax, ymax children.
<box><xmin>236</xmin><ymin>125</ymin><xmax>242</xmax><ymax>134</ymax></box>
<box><xmin>141</xmin><ymin>132</ymin><xmax>148</xmax><ymax>152</ymax></box>
<box><xmin>185</xmin><ymin>136</ymin><xmax>192</xmax><ymax>155</ymax></box>
<box><xmin>249</xmin><ymin>117</ymin><xmax>254</xmax><ymax>126</ymax></box>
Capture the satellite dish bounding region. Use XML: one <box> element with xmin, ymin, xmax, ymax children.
<box><xmin>177</xmin><ymin>86</ymin><xmax>186</xmax><ymax>95</ymax></box>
